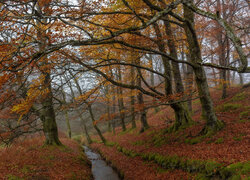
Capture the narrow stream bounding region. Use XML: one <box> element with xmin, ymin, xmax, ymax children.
<box><xmin>83</xmin><ymin>146</ymin><xmax>120</xmax><ymax>180</ymax></box>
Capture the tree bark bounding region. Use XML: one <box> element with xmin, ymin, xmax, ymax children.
<box><xmin>135</xmin><ymin>58</ymin><xmax>149</xmax><ymax>132</ymax></box>
<box><xmin>130</xmin><ymin>62</ymin><xmax>137</xmax><ymax>128</ymax></box>
<box><xmin>88</xmin><ymin>104</ymin><xmax>106</xmax><ymax>143</ymax></box>
<box><xmin>183</xmin><ymin>2</ymin><xmax>223</xmax><ymax>134</ymax></box>
<box><xmin>154</xmin><ymin>23</ymin><xmax>193</xmax><ymax>131</ymax></box>
<box><xmin>117</xmin><ymin>65</ymin><xmax>126</xmax><ymax>131</ymax></box>
<box><xmin>40</xmin><ymin>74</ymin><xmax>61</xmax><ymax>145</ymax></box>
<box><xmin>36</xmin><ymin>4</ymin><xmax>61</xmax><ymax>145</ymax></box>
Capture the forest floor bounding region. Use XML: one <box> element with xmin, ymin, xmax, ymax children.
<box><xmin>0</xmin><ymin>137</ymin><xmax>92</xmax><ymax>180</ymax></box>
<box><xmin>90</xmin><ymin>86</ymin><xmax>250</xmax><ymax>180</ymax></box>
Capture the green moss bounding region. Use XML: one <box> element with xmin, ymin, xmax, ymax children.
<box><xmin>233</xmin><ymin>135</ymin><xmax>243</xmax><ymax>141</ymax></box>
<box><xmin>118</xmin><ymin>128</ymin><xmax>135</xmax><ymax>136</ymax></box>
<box><xmin>195</xmin><ymin>173</ymin><xmax>210</xmax><ymax>180</ymax></box>
<box><xmin>72</xmin><ymin>135</ymin><xmax>83</xmax><ymax>143</ymax></box>
<box><xmin>20</xmin><ymin>165</ymin><xmax>34</xmax><ymax>174</ymax></box>
<box><xmin>132</xmin><ymin>140</ymin><xmax>145</xmax><ymax>146</ymax></box>
<box><xmin>6</xmin><ymin>175</ymin><xmax>24</xmax><ymax>180</ymax></box>
<box><xmin>185</xmin><ymin>137</ymin><xmax>204</xmax><ymax>145</ymax></box>
<box><xmin>231</xmin><ymin>92</ymin><xmax>246</xmax><ymax>102</ymax></box>
<box><xmin>114</xmin><ymin>143</ymin><xmax>249</xmax><ymax>179</ymax></box>
<box><xmin>204</xmin><ymin>161</ymin><xmax>221</xmax><ymax>176</ymax></box>
<box><xmin>220</xmin><ymin>161</ymin><xmax>250</xmax><ymax>179</ymax></box>
<box><xmin>216</xmin><ymin>103</ymin><xmax>242</xmax><ymax>112</ymax></box>
<box><xmin>240</xmin><ymin>110</ymin><xmax>250</xmax><ymax>119</ymax></box>
<box><xmin>215</xmin><ymin>137</ymin><xmax>224</xmax><ymax>144</ymax></box>
<box><xmin>105</xmin><ymin>141</ymin><xmax>117</xmax><ymax>147</ymax></box>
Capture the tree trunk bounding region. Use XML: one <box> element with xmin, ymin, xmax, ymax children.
<box><xmin>37</xmin><ymin>4</ymin><xmax>61</xmax><ymax>145</ymax></box>
<box><xmin>65</xmin><ymin>111</ymin><xmax>71</xmax><ymax>139</ymax></box>
<box><xmin>217</xmin><ymin>0</ymin><xmax>227</xmax><ymax>99</ymax></box>
<box><xmin>61</xmin><ymin>78</ymin><xmax>72</xmax><ymax>139</ymax></box>
<box><xmin>183</xmin><ymin>2</ymin><xmax>223</xmax><ymax>134</ymax></box>
<box><xmin>105</xmin><ymin>86</ymin><xmax>112</xmax><ymax>132</ymax></box>
<box><xmin>40</xmin><ymin>74</ymin><xmax>61</xmax><ymax>145</ymax></box>
<box><xmin>135</xmin><ymin>58</ymin><xmax>149</xmax><ymax>132</ymax></box>
<box><xmin>112</xmin><ymin>85</ymin><xmax>116</xmax><ymax>134</ymax></box>
<box><xmin>154</xmin><ymin>23</ymin><xmax>193</xmax><ymax>131</ymax></box>
<box><xmin>130</xmin><ymin>63</ymin><xmax>136</xmax><ymax>128</ymax></box>
<box><xmin>117</xmin><ymin>65</ymin><xmax>126</xmax><ymax>131</ymax></box>
<box><xmin>88</xmin><ymin>104</ymin><xmax>106</xmax><ymax>143</ymax></box>
<box><xmin>78</xmin><ymin>113</ymin><xmax>92</xmax><ymax>144</ymax></box>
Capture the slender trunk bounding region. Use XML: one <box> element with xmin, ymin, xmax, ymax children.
<box><xmin>78</xmin><ymin>112</ymin><xmax>92</xmax><ymax>144</ymax></box>
<box><xmin>65</xmin><ymin>74</ymin><xmax>92</xmax><ymax>143</ymax></box>
<box><xmin>107</xmin><ymin>102</ymin><xmax>112</xmax><ymax>132</ymax></box>
<box><xmin>112</xmin><ymin>85</ymin><xmax>116</xmax><ymax>134</ymax></box>
<box><xmin>147</xmin><ymin>54</ymin><xmax>160</xmax><ymax>113</ymax></box>
<box><xmin>88</xmin><ymin>104</ymin><xmax>106</xmax><ymax>143</ymax></box>
<box><xmin>83</xmin><ymin>122</ymin><xmax>92</xmax><ymax>144</ymax></box>
<box><xmin>65</xmin><ymin>111</ymin><xmax>71</xmax><ymax>139</ymax></box>
<box><xmin>130</xmin><ymin>63</ymin><xmax>136</xmax><ymax>128</ymax></box>
<box><xmin>183</xmin><ymin>2</ymin><xmax>223</xmax><ymax>134</ymax></box>
<box><xmin>69</xmin><ymin>71</ymin><xmax>106</xmax><ymax>143</ymax></box>
<box><xmin>217</xmin><ymin>0</ymin><xmax>227</xmax><ymax>99</ymax></box>
<box><xmin>105</xmin><ymin>86</ymin><xmax>112</xmax><ymax>132</ymax></box>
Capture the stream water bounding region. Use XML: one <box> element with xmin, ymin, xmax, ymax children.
<box><xmin>83</xmin><ymin>146</ymin><xmax>120</xmax><ymax>180</ymax></box>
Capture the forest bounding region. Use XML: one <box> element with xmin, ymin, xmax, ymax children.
<box><xmin>0</xmin><ymin>0</ymin><xmax>249</xmax><ymax>179</ymax></box>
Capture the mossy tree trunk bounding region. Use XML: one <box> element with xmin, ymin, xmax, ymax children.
<box><xmin>40</xmin><ymin>74</ymin><xmax>62</xmax><ymax>146</ymax></box>
<box><xmin>135</xmin><ymin>57</ymin><xmax>149</xmax><ymax>133</ymax></box>
<box><xmin>117</xmin><ymin>65</ymin><xmax>126</xmax><ymax>131</ymax></box>
<box><xmin>183</xmin><ymin>2</ymin><xmax>224</xmax><ymax>134</ymax></box>
<box><xmin>36</xmin><ymin>4</ymin><xmax>61</xmax><ymax>146</ymax></box>
<box><xmin>154</xmin><ymin>23</ymin><xmax>193</xmax><ymax>131</ymax></box>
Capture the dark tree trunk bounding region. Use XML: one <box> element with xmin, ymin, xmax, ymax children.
<box><xmin>79</xmin><ymin>113</ymin><xmax>92</xmax><ymax>144</ymax></box>
<box><xmin>88</xmin><ymin>104</ymin><xmax>106</xmax><ymax>144</ymax></box>
<box><xmin>117</xmin><ymin>65</ymin><xmax>126</xmax><ymax>131</ymax></box>
<box><xmin>130</xmin><ymin>63</ymin><xmax>137</xmax><ymax>128</ymax></box>
<box><xmin>183</xmin><ymin>2</ymin><xmax>223</xmax><ymax>134</ymax></box>
<box><xmin>135</xmin><ymin>58</ymin><xmax>149</xmax><ymax>132</ymax></box>
<box><xmin>154</xmin><ymin>23</ymin><xmax>193</xmax><ymax>131</ymax></box>
<box><xmin>37</xmin><ymin>7</ymin><xmax>61</xmax><ymax>145</ymax></box>
<box><xmin>40</xmin><ymin>74</ymin><xmax>61</xmax><ymax>146</ymax></box>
